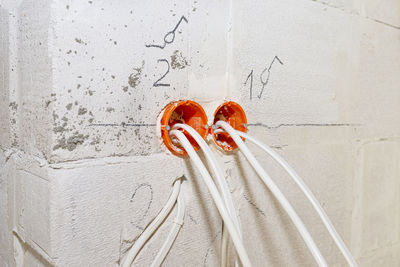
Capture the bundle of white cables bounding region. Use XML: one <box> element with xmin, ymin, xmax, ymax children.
<box><xmin>123</xmin><ymin>122</ymin><xmax>247</xmax><ymax>267</ymax></box>
<box><xmin>122</xmin><ymin>178</ymin><xmax>185</xmax><ymax>267</ymax></box>
<box><xmin>123</xmin><ymin>120</ymin><xmax>357</xmax><ymax>267</ymax></box>
<box><xmin>169</xmin><ymin>127</ymin><xmax>251</xmax><ymax>267</ymax></box>
<box><xmin>171</xmin><ymin>123</ymin><xmax>242</xmax><ymax>267</ymax></box>
<box><xmin>214</xmin><ymin>120</ymin><xmax>358</xmax><ymax>267</ymax></box>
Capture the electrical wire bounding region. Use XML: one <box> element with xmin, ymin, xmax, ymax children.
<box><xmin>169</xmin><ymin>129</ymin><xmax>252</xmax><ymax>267</ymax></box>
<box><xmin>122</xmin><ymin>179</ymin><xmax>182</xmax><ymax>267</ymax></box>
<box><xmin>150</xmin><ymin>187</ymin><xmax>185</xmax><ymax>267</ymax></box>
<box><xmin>232</xmin><ymin>130</ymin><xmax>358</xmax><ymax>267</ymax></box>
<box><xmin>215</xmin><ymin>121</ymin><xmax>327</xmax><ymax>267</ymax></box>
<box><xmin>171</xmin><ymin>123</ymin><xmax>241</xmax><ymax>267</ymax></box>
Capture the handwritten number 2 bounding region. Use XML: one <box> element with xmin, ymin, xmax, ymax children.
<box><xmin>153</xmin><ymin>59</ymin><xmax>170</xmax><ymax>87</ymax></box>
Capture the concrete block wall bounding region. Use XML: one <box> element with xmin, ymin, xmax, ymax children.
<box><xmin>0</xmin><ymin>0</ymin><xmax>399</xmax><ymax>266</ymax></box>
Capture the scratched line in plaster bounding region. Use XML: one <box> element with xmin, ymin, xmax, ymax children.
<box><xmin>247</xmin><ymin>123</ymin><xmax>361</xmax><ymax>129</ymax></box>
<box><xmin>88</xmin><ymin>123</ymin><xmax>156</xmax><ymax>127</ymax></box>
<box><xmin>310</xmin><ymin>0</ymin><xmax>400</xmax><ymax>29</ymax></box>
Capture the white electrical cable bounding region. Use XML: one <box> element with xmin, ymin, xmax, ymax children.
<box><xmin>233</xmin><ymin>130</ymin><xmax>358</xmax><ymax>267</ymax></box>
<box><xmin>122</xmin><ymin>179</ymin><xmax>182</xmax><ymax>267</ymax></box>
<box><xmin>172</xmin><ymin>123</ymin><xmax>241</xmax><ymax>267</ymax></box>
<box><xmin>150</xmin><ymin>187</ymin><xmax>185</xmax><ymax>267</ymax></box>
<box><xmin>169</xmin><ymin>129</ymin><xmax>252</xmax><ymax>267</ymax></box>
<box><xmin>215</xmin><ymin>121</ymin><xmax>327</xmax><ymax>267</ymax></box>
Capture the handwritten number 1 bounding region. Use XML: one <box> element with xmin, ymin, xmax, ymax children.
<box><xmin>246</xmin><ymin>56</ymin><xmax>283</xmax><ymax>100</ymax></box>
<box><xmin>245</xmin><ymin>70</ymin><xmax>254</xmax><ymax>100</ymax></box>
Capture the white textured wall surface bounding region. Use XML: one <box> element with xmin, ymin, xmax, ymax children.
<box><xmin>1</xmin><ymin>0</ymin><xmax>400</xmax><ymax>266</ymax></box>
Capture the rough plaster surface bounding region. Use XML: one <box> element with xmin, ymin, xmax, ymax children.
<box><xmin>1</xmin><ymin>0</ymin><xmax>400</xmax><ymax>266</ymax></box>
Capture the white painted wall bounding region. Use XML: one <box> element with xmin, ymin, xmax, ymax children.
<box><xmin>1</xmin><ymin>0</ymin><xmax>400</xmax><ymax>266</ymax></box>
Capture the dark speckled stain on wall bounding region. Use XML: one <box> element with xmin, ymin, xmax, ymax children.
<box><xmin>53</xmin><ymin>132</ymin><xmax>89</xmax><ymax>151</ymax></box>
<box><xmin>170</xmin><ymin>50</ymin><xmax>189</xmax><ymax>69</ymax></box>
<box><xmin>78</xmin><ymin>107</ymin><xmax>87</xmax><ymax>115</ymax></box>
<box><xmin>128</xmin><ymin>60</ymin><xmax>145</xmax><ymax>88</ymax></box>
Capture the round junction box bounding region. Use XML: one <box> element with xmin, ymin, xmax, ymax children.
<box><xmin>160</xmin><ymin>100</ymin><xmax>208</xmax><ymax>156</ymax></box>
<box><xmin>211</xmin><ymin>101</ymin><xmax>247</xmax><ymax>152</ymax></box>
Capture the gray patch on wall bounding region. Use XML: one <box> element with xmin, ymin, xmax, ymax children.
<box><xmin>170</xmin><ymin>50</ymin><xmax>189</xmax><ymax>69</ymax></box>
<box><xmin>128</xmin><ymin>61</ymin><xmax>145</xmax><ymax>88</ymax></box>
<box><xmin>78</xmin><ymin>107</ymin><xmax>87</xmax><ymax>115</ymax></box>
<box><xmin>9</xmin><ymin>102</ymin><xmax>18</xmax><ymax>110</ymax></box>
<box><xmin>53</xmin><ymin>132</ymin><xmax>89</xmax><ymax>151</ymax></box>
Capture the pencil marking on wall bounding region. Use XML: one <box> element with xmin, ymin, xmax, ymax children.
<box><xmin>203</xmin><ymin>232</ymin><xmax>222</xmax><ymax>266</ymax></box>
<box><xmin>145</xmin><ymin>16</ymin><xmax>188</xmax><ymax>49</ymax></box>
<box><xmin>153</xmin><ymin>59</ymin><xmax>171</xmax><ymax>87</ymax></box>
<box><xmin>70</xmin><ymin>196</ymin><xmax>78</xmax><ymax>237</ymax></box>
<box><xmin>243</xmin><ymin>193</ymin><xmax>266</xmax><ymax>217</ymax></box>
<box><xmin>130</xmin><ymin>183</ymin><xmax>154</xmax><ymax>230</ymax></box>
<box><xmin>245</xmin><ymin>69</ymin><xmax>254</xmax><ymax>100</ymax></box>
<box><xmin>187</xmin><ymin>212</ymin><xmax>199</xmax><ymax>225</ymax></box>
<box><xmin>259</xmin><ymin>56</ymin><xmax>283</xmax><ymax>99</ymax></box>
<box><xmin>145</xmin><ymin>15</ymin><xmax>188</xmax><ymax>88</ymax></box>
<box><xmin>245</xmin><ymin>56</ymin><xmax>284</xmax><ymax>100</ymax></box>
